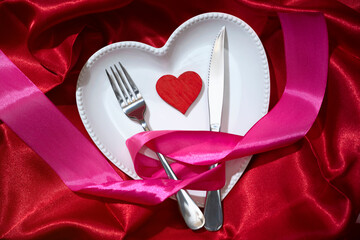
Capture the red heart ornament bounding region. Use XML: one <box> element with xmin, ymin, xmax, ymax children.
<box><xmin>156</xmin><ymin>71</ymin><xmax>203</xmax><ymax>114</ymax></box>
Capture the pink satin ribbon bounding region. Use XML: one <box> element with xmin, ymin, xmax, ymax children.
<box><xmin>0</xmin><ymin>12</ymin><xmax>328</xmax><ymax>205</ymax></box>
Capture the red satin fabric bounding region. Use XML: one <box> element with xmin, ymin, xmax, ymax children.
<box><xmin>0</xmin><ymin>0</ymin><xmax>359</xmax><ymax>239</ymax></box>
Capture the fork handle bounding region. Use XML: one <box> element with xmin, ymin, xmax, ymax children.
<box><xmin>140</xmin><ymin>121</ymin><xmax>204</xmax><ymax>230</ymax></box>
<box><xmin>156</xmin><ymin>152</ymin><xmax>205</xmax><ymax>230</ymax></box>
<box><xmin>156</xmin><ymin>152</ymin><xmax>178</xmax><ymax>180</ymax></box>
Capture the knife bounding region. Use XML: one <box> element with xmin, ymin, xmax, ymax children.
<box><xmin>204</xmin><ymin>26</ymin><xmax>226</xmax><ymax>231</ymax></box>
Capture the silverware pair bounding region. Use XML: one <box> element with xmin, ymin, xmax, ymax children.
<box><xmin>105</xmin><ymin>27</ymin><xmax>226</xmax><ymax>231</ymax></box>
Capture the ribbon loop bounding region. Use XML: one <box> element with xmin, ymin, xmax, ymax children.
<box><xmin>127</xmin><ymin>12</ymin><xmax>328</xmax><ymax>178</ymax></box>
<box><xmin>0</xmin><ymin>12</ymin><xmax>328</xmax><ymax>205</ymax></box>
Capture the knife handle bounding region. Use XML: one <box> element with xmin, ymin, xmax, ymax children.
<box><xmin>204</xmin><ymin>163</ymin><xmax>223</xmax><ymax>231</ymax></box>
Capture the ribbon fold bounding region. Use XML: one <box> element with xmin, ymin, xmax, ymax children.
<box><xmin>0</xmin><ymin>12</ymin><xmax>328</xmax><ymax>205</ymax></box>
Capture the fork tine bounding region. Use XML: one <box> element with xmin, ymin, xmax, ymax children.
<box><xmin>106</xmin><ymin>69</ymin><xmax>125</xmax><ymax>106</ymax></box>
<box><xmin>110</xmin><ymin>66</ymin><xmax>130</xmax><ymax>103</ymax></box>
<box><xmin>118</xmin><ymin>62</ymin><xmax>141</xmax><ymax>97</ymax></box>
<box><xmin>114</xmin><ymin>63</ymin><xmax>136</xmax><ymax>101</ymax></box>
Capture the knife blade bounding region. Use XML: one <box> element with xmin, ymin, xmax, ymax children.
<box><xmin>204</xmin><ymin>26</ymin><xmax>226</xmax><ymax>231</ymax></box>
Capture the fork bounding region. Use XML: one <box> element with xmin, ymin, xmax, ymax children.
<box><xmin>105</xmin><ymin>62</ymin><xmax>205</xmax><ymax>230</ymax></box>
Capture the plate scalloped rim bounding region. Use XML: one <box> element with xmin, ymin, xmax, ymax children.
<box><xmin>76</xmin><ymin>12</ymin><xmax>270</xmax><ymax>206</ymax></box>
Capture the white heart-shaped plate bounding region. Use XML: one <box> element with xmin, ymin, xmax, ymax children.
<box><xmin>76</xmin><ymin>12</ymin><xmax>270</xmax><ymax>207</ymax></box>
